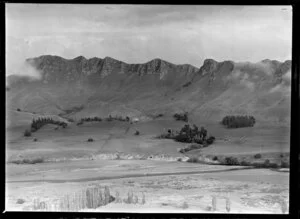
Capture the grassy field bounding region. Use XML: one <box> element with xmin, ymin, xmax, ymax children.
<box><xmin>5</xmin><ymin>116</ymin><xmax>290</xmax><ymax>213</ymax></box>
<box><xmin>6</xmin><ymin>160</ymin><xmax>289</xmax><ymax>213</ymax></box>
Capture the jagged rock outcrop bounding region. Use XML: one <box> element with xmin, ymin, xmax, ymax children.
<box><xmin>19</xmin><ymin>55</ymin><xmax>199</xmax><ymax>86</ymax></box>
<box><xmin>6</xmin><ymin>55</ymin><xmax>291</xmax><ymax>124</ymax></box>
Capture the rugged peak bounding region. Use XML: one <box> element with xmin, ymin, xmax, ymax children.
<box><xmin>261</xmin><ymin>59</ymin><xmax>281</xmax><ymax>66</ymax></box>
<box><xmin>199</xmin><ymin>59</ymin><xmax>219</xmax><ymax>75</ymax></box>
<box><xmin>73</xmin><ymin>55</ymin><xmax>87</xmax><ymax>61</ymax></box>
<box><xmin>203</xmin><ymin>58</ymin><xmax>218</xmax><ymax>65</ymax></box>
<box><xmin>149</xmin><ymin>58</ymin><xmax>163</xmax><ymax>62</ymax></box>
<box><xmin>104</xmin><ymin>56</ymin><xmax>119</xmax><ymax>62</ymax></box>
<box><xmin>147</xmin><ymin>58</ymin><xmax>166</xmax><ymax>65</ymax></box>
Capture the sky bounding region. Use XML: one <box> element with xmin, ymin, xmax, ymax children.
<box><xmin>6</xmin><ymin>4</ymin><xmax>292</xmax><ymax>76</ymax></box>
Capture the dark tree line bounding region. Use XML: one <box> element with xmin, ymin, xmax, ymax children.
<box><xmin>158</xmin><ymin>124</ymin><xmax>215</xmax><ymax>145</ymax></box>
<box><xmin>31</xmin><ymin>117</ymin><xmax>67</xmax><ymax>132</ymax></box>
<box><xmin>173</xmin><ymin>112</ymin><xmax>188</xmax><ymax>122</ymax></box>
<box><xmin>221</xmin><ymin>115</ymin><xmax>255</xmax><ymax>128</ymax></box>
<box><xmin>105</xmin><ymin>115</ymin><xmax>130</xmax><ymax>122</ymax></box>
<box><xmin>77</xmin><ymin>115</ymin><xmax>130</xmax><ymax>125</ymax></box>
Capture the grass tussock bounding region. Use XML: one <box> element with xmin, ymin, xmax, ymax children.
<box><xmin>87</xmin><ymin>138</ymin><xmax>94</xmax><ymax>142</ymax></box>
<box><xmin>31</xmin><ymin>186</ymin><xmax>146</xmax><ymax>211</ymax></box>
<box><xmin>254</xmin><ymin>153</ymin><xmax>262</xmax><ymax>159</ymax></box>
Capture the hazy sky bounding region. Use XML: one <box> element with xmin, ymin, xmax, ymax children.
<box><xmin>6</xmin><ymin>4</ymin><xmax>292</xmax><ymax>75</ymax></box>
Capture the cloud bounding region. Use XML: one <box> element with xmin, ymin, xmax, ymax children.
<box><xmin>227</xmin><ymin>69</ymin><xmax>255</xmax><ymax>91</ymax></box>
<box><xmin>5</xmin><ymin>4</ymin><xmax>292</xmax><ymax>72</ymax></box>
<box><xmin>7</xmin><ymin>60</ymin><xmax>42</xmax><ymax>80</ymax></box>
<box><xmin>234</xmin><ymin>61</ymin><xmax>275</xmax><ymax>76</ymax></box>
<box><xmin>231</xmin><ymin>70</ymin><xmax>242</xmax><ymax>79</ymax></box>
<box><xmin>270</xmin><ymin>72</ymin><xmax>291</xmax><ymax>93</ymax></box>
<box><xmin>241</xmin><ymin>80</ymin><xmax>255</xmax><ymax>91</ymax></box>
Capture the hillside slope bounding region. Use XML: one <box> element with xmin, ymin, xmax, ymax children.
<box><xmin>6</xmin><ymin>56</ymin><xmax>291</xmax><ymax>126</ymax></box>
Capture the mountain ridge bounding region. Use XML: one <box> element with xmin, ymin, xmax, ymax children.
<box><xmin>6</xmin><ymin>55</ymin><xmax>291</xmax><ymax>126</ymax></box>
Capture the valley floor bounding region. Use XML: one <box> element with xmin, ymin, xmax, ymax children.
<box><xmin>5</xmin><ymin>119</ymin><xmax>290</xmax><ymax>213</ymax></box>
<box><xmin>6</xmin><ymin>160</ymin><xmax>289</xmax><ymax>213</ymax></box>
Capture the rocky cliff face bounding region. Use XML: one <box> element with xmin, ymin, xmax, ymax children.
<box><xmin>6</xmin><ymin>55</ymin><xmax>291</xmax><ymax>124</ymax></box>
<box><xmin>19</xmin><ymin>55</ymin><xmax>199</xmax><ymax>86</ymax></box>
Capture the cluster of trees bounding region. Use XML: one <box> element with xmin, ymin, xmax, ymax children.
<box><xmin>105</xmin><ymin>115</ymin><xmax>130</xmax><ymax>122</ymax></box>
<box><xmin>173</xmin><ymin>112</ymin><xmax>188</xmax><ymax>122</ymax></box>
<box><xmin>77</xmin><ymin>115</ymin><xmax>130</xmax><ymax>125</ymax></box>
<box><xmin>221</xmin><ymin>115</ymin><xmax>255</xmax><ymax>128</ymax></box>
<box><xmin>158</xmin><ymin>124</ymin><xmax>215</xmax><ymax>145</ymax></box>
<box><xmin>31</xmin><ymin>117</ymin><xmax>67</xmax><ymax>132</ymax></box>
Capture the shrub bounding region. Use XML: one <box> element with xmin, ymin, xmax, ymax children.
<box><xmin>24</xmin><ymin>158</ymin><xmax>44</xmax><ymax>164</ymax></box>
<box><xmin>187</xmin><ymin>156</ymin><xmax>199</xmax><ymax>163</ymax></box>
<box><xmin>173</xmin><ymin>112</ymin><xmax>188</xmax><ymax>122</ymax></box>
<box><xmin>33</xmin><ymin>138</ymin><xmax>38</xmax><ymax>142</ymax></box>
<box><xmin>16</xmin><ymin>199</ymin><xmax>25</xmax><ymax>204</ymax></box>
<box><xmin>268</xmin><ymin>163</ymin><xmax>278</xmax><ymax>168</ymax></box>
<box><xmin>280</xmin><ymin>161</ymin><xmax>289</xmax><ymax>168</ymax></box>
<box><xmin>221</xmin><ymin>115</ymin><xmax>256</xmax><ymax>128</ymax></box>
<box><xmin>212</xmin><ymin>156</ymin><xmax>218</xmax><ymax>161</ymax></box>
<box><xmin>240</xmin><ymin>160</ymin><xmax>250</xmax><ymax>166</ymax></box>
<box><xmin>224</xmin><ymin>157</ymin><xmax>239</xmax><ymax>165</ymax></box>
<box><xmin>264</xmin><ymin>159</ymin><xmax>270</xmax><ymax>167</ymax></box>
<box><xmin>17</xmin><ymin>108</ymin><xmax>21</xmax><ymax>112</ymax></box>
<box><xmin>11</xmin><ymin>157</ymin><xmax>44</xmax><ymax>165</ymax></box>
<box><xmin>206</xmin><ymin>136</ymin><xmax>216</xmax><ymax>145</ymax></box>
<box><xmin>24</xmin><ymin>130</ymin><xmax>32</xmax><ymax>137</ymax></box>
<box><xmin>87</xmin><ymin>138</ymin><xmax>94</xmax><ymax>142</ymax></box>
<box><xmin>181</xmin><ymin>201</ymin><xmax>189</xmax><ymax>209</ymax></box>
<box><xmin>254</xmin><ymin>153</ymin><xmax>262</xmax><ymax>159</ymax></box>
